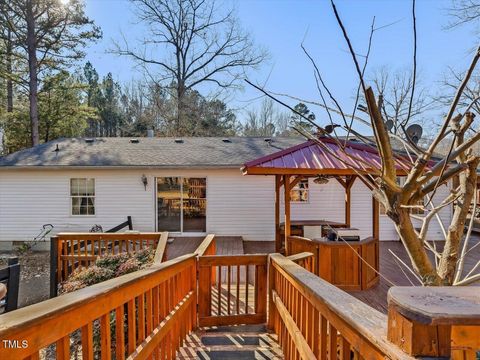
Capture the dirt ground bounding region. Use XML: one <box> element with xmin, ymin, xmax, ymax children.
<box><xmin>0</xmin><ymin>250</ymin><xmax>51</xmax><ymax>309</ymax></box>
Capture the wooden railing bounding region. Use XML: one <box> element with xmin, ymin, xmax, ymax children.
<box><xmin>0</xmin><ymin>254</ymin><xmax>197</xmax><ymax>360</ymax></box>
<box><xmin>286</xmin><ymin>235</ymin><xmax>379</xmax><ymax>291</ymax></box>
<box><xmin>197</xmin><ymin>254</ymin><xmax>268</xmax><ymax>327</ymax></box>
<box><xmin>286</xmin><ymin>252</ymin><xmax>315</xmax><ymax>273</ymax></box>
<box><xmin>50</xmin><ymin>232</ymin><xmax>167</xmax><ymax>297</ymax></box>
<box><xmin>268</xmin><ymin>253</ymin><xmax>414</xmax><ymax>360</ymax></box>
<box><xmin>193</xmin><ymin>233</ymin><xmax>216</xmax><ymax>256</ymax></box>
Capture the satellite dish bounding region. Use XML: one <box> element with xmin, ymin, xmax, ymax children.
<box><xmin>406</xmin><ymin>124</ymin><xmax>423</xmax><ymax>144</ymax></box>
<box><xmin>385</xmin><ymin>120</ymin><xmax>394</xmax><ymax>132</ymax></box>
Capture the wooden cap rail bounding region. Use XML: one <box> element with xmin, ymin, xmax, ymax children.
<box><xmin>268</xmin><ymin>253</ymin><xmax>414</xmax><ymax>360</ymax></box>
<box><xmin>193</xmin><ymin>233</ymin><xmax>216</xmax><ymax>256</ymax></box>
<box><xmin>152</xmin><ymin>231</ymin><xmax>169</xmax><ymax>264</ymax></box>
<box><xmin>387</xmin><ymin>286</ymin><xmax>480</xmax><ymax>357</ymax></box>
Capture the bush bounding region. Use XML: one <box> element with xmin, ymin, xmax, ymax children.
<box><xmin>60</xmin><ymin>248</ymin><xmax>155</xmax><ymax>294</ymax></box>
<box><xmin>95</xmin><ymin>252</ymin><xmax>130</xmax><ymax>273</ymax></box>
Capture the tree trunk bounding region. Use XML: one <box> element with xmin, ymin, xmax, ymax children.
<box><xmin>6</xmin><ymin>28</ymin><xmax>13</xmax><ymax>112</ymax></box>
<box><xmin>393</xmin><ymin>207</ymin><xmax>441</xmax><ymax>285</ymax></box>
<box><xmin>438</xmin><ymin>158</ymin><xmax>479</xmax><ymax>284</ymax></box>
<box><xmin>176</xmin><ymin>82</ymin><xmax>185</xmax><ymax>135</ymax></box>
<box><xmin>26</xmin><ymin>0</ymin><xmax>39</xmax><ymax>146</ymax></box>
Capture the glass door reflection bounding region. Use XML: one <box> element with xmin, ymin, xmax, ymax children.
<box><xmin>157</xmin><ymin>177</ymin><xmax>181</xmax><ymax>232</ymax></box>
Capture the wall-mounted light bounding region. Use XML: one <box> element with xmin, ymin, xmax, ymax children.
<box><xmin>141</xmin><ymin>174</ymin><xmax>148</xmax><ymax>190</ymax></box>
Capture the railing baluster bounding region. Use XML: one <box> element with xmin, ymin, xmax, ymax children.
<box><xmin>329</xmin><ymin>322</ymin><xmax>337</xmax><ymax>360</ymax></box>
<box><xmin>115</xmin><ymin>305</ymin><xmax>125</xmax><ymax>360</ymax></box>
<box><xmin>100</xmin><ymin>313</ymin><xmax>112</xmax><ymax>360</ymax></box>
<box><xmin>227</xmin><ymin>265</ymin><xmax>231</xmax><ymax>315</ymax></box>
<box><xmin>56</xmin><ymin>335</ymin><xmax>70</xmax><ymax>360</ymax></box>
<box><xmin>236</xmin><ymin>264</ymin><xmax>240</xmax><ymax>314</ymax></box>
<box><xmin>245</xmin><ymin>265</ymin><xmax>249</xmax><ymax>314</ymax></box>
<box><xmin>127</xmin><ymin>298</ymin><xmax>136</xmax><ymax>354</ymax></box>
<box><xmin>217</xmin><ymin>265</ymin><xmax>222</xmax><ymax>316</ymax></box>
<box><xmin>138</xmin><ymin>294</ymin><xmax>146</xmax><ymax>344</ymax></box>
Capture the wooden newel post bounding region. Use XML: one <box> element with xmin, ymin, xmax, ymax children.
<box><xmin>387</xmin><ymin>287</ymin><xmax>480</xmax><ymax>358</ymax></box>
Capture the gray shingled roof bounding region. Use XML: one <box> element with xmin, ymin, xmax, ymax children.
<box><xmin>0</xmin><ymin>137</ymin><xmax>305</xmax><ymax>168</ymax></box>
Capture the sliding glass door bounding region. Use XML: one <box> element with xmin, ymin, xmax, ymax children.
<box><xmin>157</xmin><ymin>177</ymin><xmax>206</xmax><ymax>232</ymax></box>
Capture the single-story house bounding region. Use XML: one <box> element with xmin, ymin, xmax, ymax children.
<box><xmin>0</xmin><ymin>136</ymin><xmax>451</xmax><ymax>249</ymax></box>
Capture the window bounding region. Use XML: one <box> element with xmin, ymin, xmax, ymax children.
<box><xmin>71</xmin><ymin>178</ymin><xmax>95</xmax><ymax>215</ymax></box>
<box><xmin>291</xmin><ymin>179</ymin><xmax>309</xmax><ymax>202</ymax></box>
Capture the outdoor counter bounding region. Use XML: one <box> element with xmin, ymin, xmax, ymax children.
<box><xmin>286</xmin><ymin>235</ymin><xmax>380</xmax><ymax>291</ymax></box>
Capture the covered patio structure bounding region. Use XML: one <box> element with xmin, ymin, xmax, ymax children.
<box><xmin>242</xmin><ymin>137</ymin><xmax>413</xmax><ymax>251</ymax></box>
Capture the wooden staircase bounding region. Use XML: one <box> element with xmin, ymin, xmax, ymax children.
<box><xmin>177</xmin><ymin>324</ymin><xmax>283</xmax><ymax>359</ymax></box>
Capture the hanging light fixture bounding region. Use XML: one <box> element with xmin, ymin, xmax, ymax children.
<box><xmin>313</xmin><ymin>175</ymin><xmax>329</xmax><ymax>185</ymax></box>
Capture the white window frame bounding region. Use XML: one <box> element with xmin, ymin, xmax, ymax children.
<box><xmin>70</xmin><ymin>178</ymin><xmax>96</xmax><ymax>216</ymax></box>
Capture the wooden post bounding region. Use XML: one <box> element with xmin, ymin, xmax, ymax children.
<box><xmin>345</xmin><ymin>176</ymin><xmax>355</xmax><ymax>227</ymax></box>
<box><xmin>387</xmin><ymin>287</ymin><xmax>480</xmax><ymax>358</ymax></box>
<box><xmin>372</xmin><ymin>196</ymin><xmax>379</xmax><ymax>240</ymax></box>
<box><xmin>5</xmin><ymin>257</ymin><xmax>19</xmax><ymax>312</ymax></box>
<box><xmin>267</xmin><ymin>256</ymin><xmax>275</xmax><ymax>330</ymax></box>
<box><xmin>50</xmin><ymin>236</ymin><xmax>59</xmax><ymax>298</ymax></box>
<box><xmin>275</xmin><ymin>175</ymin><xmax>281</xmax><ymax>253</ymax></box>
<box><xmin>283</xmin><ymin>175</ymin><xmax>291</xmax><ymax>255</ymax></box>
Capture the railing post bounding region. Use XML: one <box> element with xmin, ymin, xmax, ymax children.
<box><xmin>387</xmin><ymin>287</ymin><xmax>480</xmax><ymax>358</ymax></box>
<box><xmin>5</xmin><ymin>257</ymin><xmax>19</xmax><ymax>312</ymax></box>
<box><xmin>267</xmin><ymin>255</ymin><xmax>275</xmax><ymax>330</ymax></box>
<box><xmin>50</xmin><ymin>236</ymin><xmax>59</xmax><ymax>298</ymax></box>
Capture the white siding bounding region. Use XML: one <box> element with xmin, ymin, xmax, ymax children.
<box><xmin>379</xmin><ymin>182</ymin><xmax>452</xmax><ymax>241</ymax></box>
<box><xmin>0</xmin><ymin>169</ymin><xmax>453</xmax><ymax>243</ymax></box>
<box><xmin>0</xmin><ymin>168</ymin><xmax>277</xmax><ymax>242</ymax></box>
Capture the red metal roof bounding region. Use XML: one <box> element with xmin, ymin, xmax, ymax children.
<box><xmin>242</xmin><ymin>137</ymin><xmax>415</xmax><ymax>175</ymax></box>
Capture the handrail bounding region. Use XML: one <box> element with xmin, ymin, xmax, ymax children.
<box><xmin>268</xmin><ymin>253</ymin><xmax>414</xmax><ymax>360</ymax></box>
<box><xmin>153</xmin><ymin>231</ymin><xmax>169</xmax><ymax>263</ymax></box>
<box><xmin>286</xmin><ymin>251</ymin><xmax>315</xmax><ymax>273</ymax></box>
<box><xmin>106</xmin><ymin>215</ymin><xmax>133</xmax><ymax>233</ymax></box>
<box><xmin>286</xmin><ymin>251</ymin><xmax>314</xmax><ymax>263</ymax></box>
<box><xmin>194</xmin><ymin>233</ymin><xmax>216</xmax><ymax>256</ymax></box>
<box><xmin>0</xmin><ymin>253</ymin><xmax>197</xmax><ymax>359</ymax></box>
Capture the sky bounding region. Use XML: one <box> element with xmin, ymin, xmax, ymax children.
<box><xmin>83</xmin><ymin>0</ymin><xmax>478</xmax><ymax>133</ymax></box>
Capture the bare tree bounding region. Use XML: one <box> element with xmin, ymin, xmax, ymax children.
<box><xmin>248</xmin><ymin>0</ymin><xmax>480</xmax><ymax>286</ymax></box>
<box><xmin>448</xmin><ymin>0</ymin><xmax>480</xmax><ymax>30</ymax></box>
<box><xmin>367</xmin><ymin>67</ymin><xmax>432</xmax><ymax>135</ymax></box>
<box><xmin>0</xmin><ymin>0</ymin><xmax>101</xmax><ymax>146</ymax></box>
<box><xmin>114</xmin><ymin>0</ymin><xmax>267</xmax><ymax>134</ymax></box>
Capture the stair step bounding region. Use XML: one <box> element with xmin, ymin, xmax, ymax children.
<box><xmin>201</xmin><ymin>335</ymin><xmax>265</xmax><ymax>346</ymax></box>
<box><xmin>196</xmin><ymin>347</ymin><xmax>282</xmax><ymax>360</ymax></box>
<box><xmin>204</xmin><ymin>324</ymin><xmax>267</xmax><ymax>333</ymax></box>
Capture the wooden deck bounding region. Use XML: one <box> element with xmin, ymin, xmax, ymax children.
<box><xmin>168</xmin><ymin>236</ymin><xmax>480</xmax><ymax>315</ymax></box>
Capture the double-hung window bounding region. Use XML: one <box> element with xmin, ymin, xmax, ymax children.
<box><xmin>71</xmin><ymin>178</ymin><xmax>95</xmax><ymax>216</ymax></box>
